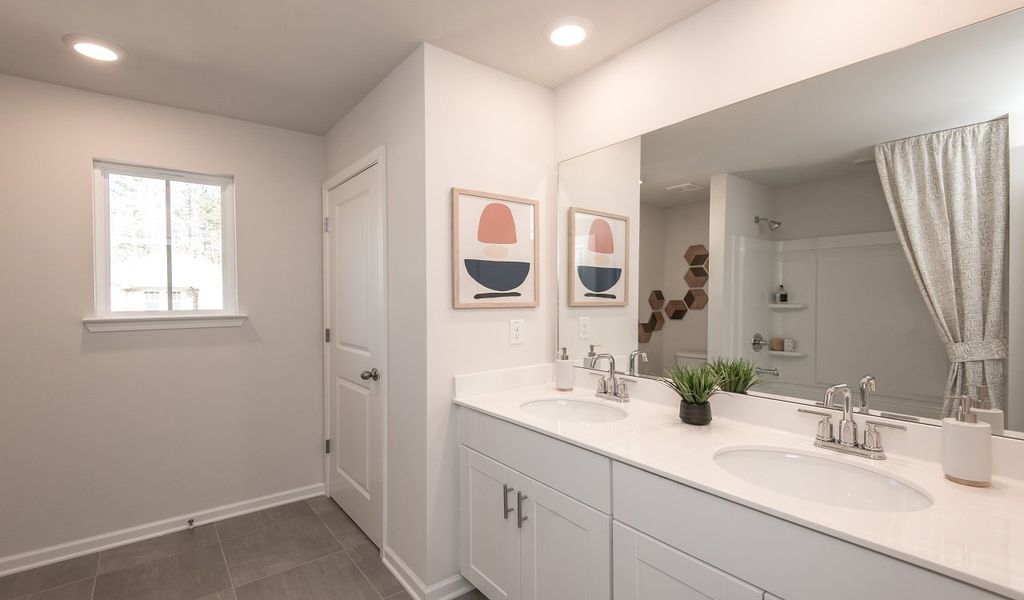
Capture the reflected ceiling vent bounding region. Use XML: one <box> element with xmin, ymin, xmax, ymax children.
<box><xmin>665</xmin><ymin>182</ymin><xmax>703</xmax><ymax>193</ymax></box>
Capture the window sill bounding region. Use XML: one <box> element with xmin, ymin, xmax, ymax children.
<box><xmin>82</xmin><ymin>313</ymin><xmax>248</xmax><ymax>332</ymax></box>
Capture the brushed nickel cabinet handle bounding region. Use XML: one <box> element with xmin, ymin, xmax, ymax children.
<box><xmin>502</xmin><ymin>484</ymin><xmax>514</xmax><ymax>519</ymax></box>
<box><xmin>517</xmin><ymin>492</ymin><xmax>528</xmax><ymax>528</ymax></box>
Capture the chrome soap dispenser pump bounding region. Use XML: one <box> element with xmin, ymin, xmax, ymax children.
<box><xmin>556</xmin><ymin>346</ymin><xmax>574</xmax><ymax>392</ymax></box>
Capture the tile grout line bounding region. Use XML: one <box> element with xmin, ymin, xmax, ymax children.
<box><xmin>222</xmin><ymin>501</ymin><xmax>351</xmax><ymax>593</ymax></box>
<box><xmin>233</xmin><ymin>548</ymin><xmax>352</xmax><ymax>593</ymax></box>
<box><xmin>307</xmin><ymin>498</ymin><xmax>387</xmax><ymax>600</ymax></box>
<box><xmin>5</xmin><ymin>575</ymin><xmax>97</xmax><ymax>600</ymax></box>
<box><xmin>213</xmin><ymin>523</ymin><xmax>238</xmax><ymax>600</ymax></box>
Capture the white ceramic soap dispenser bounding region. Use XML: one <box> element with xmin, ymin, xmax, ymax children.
<box><xmin>556</xmin><ymin>347</ymin><xmax>574</xmax><ymax>391</ymax></box>
<box><xmin>942</xmin><ymin>395</ymin><xmax>992</xmax><ymax>487</ymax></box>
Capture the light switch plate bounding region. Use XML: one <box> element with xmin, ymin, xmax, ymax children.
<box><xmin>578</xmin><ymin>317</ymin><xmax>592</xmax><ymax>339</ymax></box>
<box><xmin>509</xmin><ymin>319</ymin><xmax>524</xmax><ymax>345</ymax></box>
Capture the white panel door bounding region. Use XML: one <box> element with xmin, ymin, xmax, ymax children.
<box><xmin>519</xmin><ymin>475</ymin><xmax>611</xmax><ymax>600</ymax></box>
<box><xmin>613</xmin><ymin>522</ymin><xmax>763</xmax><ymax>600</ymax></box>
<box><xmin>327</xmin><ymin>163</ymin><xmax>384</xmax><ymax>547</ymax></box>
<box><xmin>460</xmin><ymin>447</ymin><xmax>520</xmax><ymax>600</ymax></box>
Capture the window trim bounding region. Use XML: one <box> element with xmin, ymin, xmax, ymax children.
<box><xmin>85</xmin><ymin>160</ymin><xmax>245</xmax><ymax>332</ymax></box>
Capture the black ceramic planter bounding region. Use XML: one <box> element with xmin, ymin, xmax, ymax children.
<box><xmin>679</xmin><ymin>402</ymin><xmax>712</xmax><ymax>425</ymax></box>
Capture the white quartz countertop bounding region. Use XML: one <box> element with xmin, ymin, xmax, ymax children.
<box><xmin>453</xmin><ymin>384</ymin><xmax>1024</xmax><ymax>599</ymax></box>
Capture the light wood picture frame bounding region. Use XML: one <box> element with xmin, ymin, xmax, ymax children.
<box><xmin>452</xmin><ymin>188</ymin><xmax>539</xmax><ymax>308</ymax></box>
<box><xmin>568</xmin><ymin>207</ymin><xmax>629</xmax><ymax>307</ymax></box>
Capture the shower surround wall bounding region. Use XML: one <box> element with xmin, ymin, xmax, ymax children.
<box><xmin>711</xmin><ymin>172</ymin><xmax>949</xmax><ymax>416</ymax></box>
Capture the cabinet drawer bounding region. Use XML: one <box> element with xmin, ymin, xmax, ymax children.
<box><xmin>458</xmin><ymin>407</ymin><xmax>611</xmax><ymax>513</ymax></box>
<box><xmin>614</xmin><ymin>521</ymin><xmax>762</xmax><ymax>600</ymax></box>
<box><xmin>613</xmin><ymin>462</ymin><xmax>1001</xmax><ymax>600</ymax></box>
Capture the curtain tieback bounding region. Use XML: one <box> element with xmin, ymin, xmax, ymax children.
<box><xmin>945</xmin><ymin>339</ymin><xmax>1008</xmax><ymax>362</ymax></box>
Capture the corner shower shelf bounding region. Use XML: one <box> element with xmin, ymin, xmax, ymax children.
<box><xmin>768</xmin><ymin>350</ymin><xmax>808</xmax><ymax>358</ymax></box>
<box><xmin>768</xmin><ymin>303</ymin><xmax>808</xmax><ymax>310</ymax></box>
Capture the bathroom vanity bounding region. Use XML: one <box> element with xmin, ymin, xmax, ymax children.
<box><xmin>456</xmin><ymin>12</ymin><xmax>1024</xmax><ymax>600</ymax></box>
<box><xmin>454</xmin><ymin>369</ymin><xmax>1023</xmax><ymax>600</ymax></box>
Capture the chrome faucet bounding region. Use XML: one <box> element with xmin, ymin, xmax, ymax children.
<box><xmin>797</xmin><ymin>382</ymin><xmax>905</xmax><ymax>460</ymax></box>
<box><xmin>825</xmin><ymin>383</ymin><xmax>857</xmax><ymax>447</ymax></box>
<box><xmin>628</xmin><ymin>350</ymin><xmax>648</xmax><ymax>376</ymax></box>
<box><xmin>859</xmin><ymin>374</ymin><xmax>876</xmax><ymax>415</ymax></box>
<box><xmin>593</xmin><ymin>353</ymin><xmax>629</xmax><ymax>402</ymax></box>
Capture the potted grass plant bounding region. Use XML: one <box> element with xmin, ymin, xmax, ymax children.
<box><xmin>663</xmin><ymin>364</ymin><xmax>721</xmax><ymax>425</ymax></box>
<box><xmin>708</xmin><ymin>357</ymin><xmax>760</xmax><ymax>394</ymax></box>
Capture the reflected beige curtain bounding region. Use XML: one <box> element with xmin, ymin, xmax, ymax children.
<box><xmin>874</xmin><ymin>119</ymin><xmax>1008</xmax><ymax>416</ymax></box>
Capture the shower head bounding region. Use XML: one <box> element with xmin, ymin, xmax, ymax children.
<box><xmin>754</xmin><ymin>216</ymin><xmax>782</xmax><ymax>231</ymax></box>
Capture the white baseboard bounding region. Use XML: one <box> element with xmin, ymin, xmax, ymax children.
<box><xmin>382</xmin><ymin>546</ymin><xmax>474</xmax><ymax>600</ymax></box>
<box><xmin>0</xmin><ymin>483</ymin><xmax>325</xmax><ymax>578</ymax></box>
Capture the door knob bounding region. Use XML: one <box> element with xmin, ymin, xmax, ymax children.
<box><xmin>360</xmin><ymin>368</ymin><xmax>380</xmax><ymax>381</ymax></box>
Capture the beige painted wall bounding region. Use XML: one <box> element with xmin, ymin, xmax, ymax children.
<box><xmin>771</xmin><ymin>171</ymin><xmax>894</xmax><ymax>241</ymax></box>
<box><xmin>0</xmin><ymin>74</ymin><xmax>324</xmax><ymax>559</ymax></box>
<box><xmin>657</xmin><ymin>200</ymin><xmax>710</xmax><ymax>375</ymax></box>
<box><xmin>423</xmin><ymin>44</ymin><xmax>555</xmax><ymax>583</ymax></box>
<box><xmin>323</xmin><ymin>46</ymin><xmax>429</xmax><ymax>579</ymax></box>
<box><xmin>554</xmin><ymin>0</ymin><xmax>1024</xmax><ymax>160</ymax></box>
<box><xmin>638</xmin><ymin>204</ymin><xmax>667</xmax><ymax>371</ymax></box>
<box><xmin>556</xmin><ymin>138</ymin><xmax>642</xmax><ymax>362</ymax></box>
<box><xmin>322</xmin><ymin>43</ymin><xmax>555</xmax><ymax>588</ymax></box>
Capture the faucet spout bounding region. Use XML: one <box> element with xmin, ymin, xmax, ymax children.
<box><xmin>592</xmin><ymin>353</ymin><xmax>629</xmax><ymax>402</ymax></box>
<box><xmin>859</xmin><ymin>374</ymin><xmax>876</xmax><ymax>415</ymax></box>
<box><xmin>824</xmin><ymin>384</ymin><xmax>857</xmax><ymax>447</ymax></box>
<box><xmin>628</xmin><ymin>350</ymin><xmax>648</xmax><ymax>376</ymax></box>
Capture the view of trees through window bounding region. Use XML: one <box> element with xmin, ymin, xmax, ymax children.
<box><xmin>108</xmin><ymin>172</ymin><xmax>225</xmax><ymax>312</ymax></box>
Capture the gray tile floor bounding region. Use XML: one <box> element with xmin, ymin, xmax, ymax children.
<box><xmin>0</xmin><ymin>497</ymin><xmax>486</xmax><ymax>600</ymax></box>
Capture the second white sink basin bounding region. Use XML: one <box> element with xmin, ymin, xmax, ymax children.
<box><xmin>520</xmin><ymin>397</ymin><xmax>628</xmax><ymax>423</ymax></box>
<box><xmin>714</xmin><ymin>446</ymin><xmax>932</xmax><ymax>512</ymax></box>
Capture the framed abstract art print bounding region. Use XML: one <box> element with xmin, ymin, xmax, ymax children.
<box><xmin>452</xmin><ymin>188</ymin><xmax>539</xmax><ymax>308</ymax></box>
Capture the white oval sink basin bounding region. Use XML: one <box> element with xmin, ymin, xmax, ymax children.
<box><xmin>714</xmin><ymin>446</ymin><xmax>932</xmax><ymax>512</ymax></box>
<box><xmin>520</xmin><ymin>398</ymin><xmax>628</xmax><ymax>423</ymax></box>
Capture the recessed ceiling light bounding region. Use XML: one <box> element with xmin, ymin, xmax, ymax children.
<box><xmin>62</xmin><ymin>34</ymin><xmax>125</xmax><ymax>62</ymax></box>
<box><xmin>546</xmin><ymin>17</ymin><xmax>592</xmax><ymax>47</ymax></box>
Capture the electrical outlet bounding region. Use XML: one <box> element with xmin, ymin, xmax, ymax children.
<box><xmin>507</xmin><ymin>319</ymin><xmax>524</xmax><ymax>344</ymax></box>
<box><xmin>578</xmin><ymin>317</ymin><xmax>592</xmax><ymax>339</ymax></box>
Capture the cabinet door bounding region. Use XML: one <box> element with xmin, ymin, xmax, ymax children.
<box><xmin>519</xmin><ymin>475</ymin><xmax>611</xmax><ymax>600</ymax></box>
<box><xmin>613</xmin><ymin>522</ymin><xmax>762</xmax><ymax>600</ymax></box>
<box><xmin>460</xmin><ymin>447</ymin><xmax>521</xmax><ymax>600</ymax></box>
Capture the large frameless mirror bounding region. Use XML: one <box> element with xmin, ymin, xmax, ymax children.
<box><xmin>556</xmin><ymin>9</ymin><xmax>1024</xmax><ymax>438</ymax></box>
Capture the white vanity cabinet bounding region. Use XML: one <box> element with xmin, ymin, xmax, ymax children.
<box><xmin>613</xmin><ymin>522</ymin><xmax>763</xmax><ymax>600</ymax></box>
<box><xmin>457</xmin><ymin>405</ymin><xmax>1008</xmax><ymax>600</ymax></box>
<box><xmin>458</xmin><ymin>409</ymin><xmax>612</xmax><ymax>600</ymax></box>
<box><xmin>460</xmin><ymin>448</ymin><xmax>521</xmax><ymax>600</ymax></box>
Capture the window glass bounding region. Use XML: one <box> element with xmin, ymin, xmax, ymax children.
<box><xmin>108</xmin><ymin>174</ymin><xmax>167</xmax><ymax>312</ymax></box>
<box><xmin>170</xmin><ymin>181</ymin><xmax>224</xmax><ymax>310</ymax></box>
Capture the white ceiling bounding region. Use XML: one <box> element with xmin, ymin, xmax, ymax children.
<box><xmin>639</xmin><ymin>9</ymin><xmax>1024</xmax><ymax>207</ymax></box>
<box><xmin>0</xmin><ymin>0</ymin><xmax>715</xmax><ymax>134</ymax></box>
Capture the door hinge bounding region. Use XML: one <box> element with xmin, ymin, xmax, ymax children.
<box><xmin>325</xmin><ymin>439</ymin><xmax>331</xmax><ymax>454</ymax></box>
<box><xmin>324</xmin><ymin>217</ymin><xmax>331</xmax><ymax>233</ymax></box>
<box><xmin>325</xmin><ymin>328</ymin><xmax>330</xmax><ymax>343</ymax></box>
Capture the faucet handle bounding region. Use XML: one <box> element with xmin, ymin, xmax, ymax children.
<box><xmin>798</xmin><ymin>408</ymin><xmax>834</xmax><ymax>442</ymax></box>
<box><xmin>616</xmin><ymin>379</ymin><xmax>630</xmax><ymax>399</ymax></box>
<box><xmin>862</xmin><ymin>420</ymin><xmax>906</xmax><ymax>452</ymax></box>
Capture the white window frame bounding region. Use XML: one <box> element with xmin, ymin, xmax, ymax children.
<box><xmin>84</xmin><ymin>160</ymin><xmax>246</xmax><ymax>332</ymax></box>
